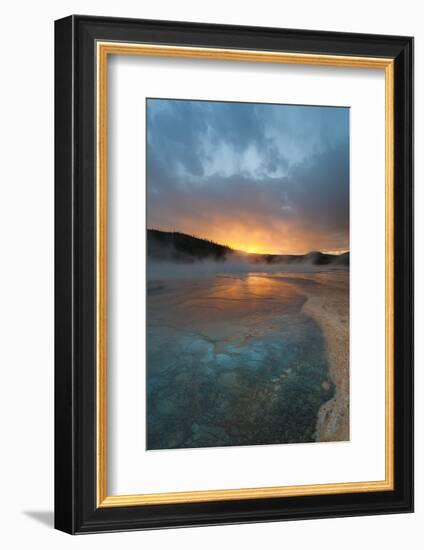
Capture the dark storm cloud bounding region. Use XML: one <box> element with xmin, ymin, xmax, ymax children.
<box><xmin>146</xmin><ymin>98</ymin><xmax>349</xmax><ymax>254</ymax></box>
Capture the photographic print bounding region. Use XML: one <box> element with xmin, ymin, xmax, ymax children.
<box><xmin>55</xmin><ymin>17</ymin><xmax>413</xmax><ymax>532</ymax></box>
<box><xmin>146</xmin><ymin>98</ymin><xmax>349</xmax><ymax>450</ymax></box>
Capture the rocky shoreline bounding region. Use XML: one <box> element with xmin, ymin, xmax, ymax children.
<box><xmin>277</xmin><ymin>271</ymin><xmax>349</xmax><ymax>442</ymax></box>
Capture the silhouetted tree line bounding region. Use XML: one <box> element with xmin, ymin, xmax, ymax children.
<box><xmin>147</xmin><ymin>229</ymin><xmax>232</xmax><ymax>262</ymax></box>
<box><xmin>147</xmin><ymin>228</ymin><xmax>349</xmax><ymax>266</ymax></box>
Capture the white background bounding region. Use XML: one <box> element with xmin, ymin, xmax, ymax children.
<box><xmin>0</xmin><ymin>0</ymin><xmax>421</xmax><ymax>548</ymax></box>
<box><xmin>108</xmin><ymin>57</ymin><xmax>386</xmax><ymax>495</ymax></box>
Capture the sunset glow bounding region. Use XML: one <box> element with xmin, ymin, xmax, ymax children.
<box><xmin>147</xmin><ymin>99</ymin><xmax>349</xmax><ymax>255</ymax></box>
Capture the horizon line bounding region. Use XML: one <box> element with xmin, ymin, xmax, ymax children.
<box><xmin>147</xmin><ymin>228</ymin><xmax>349</xmax><ymax>257</ymax></box>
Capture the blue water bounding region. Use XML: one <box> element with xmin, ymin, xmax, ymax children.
<box><xmin>146</xmin><ymin>274</ymin><xmax>333</xmax><ymax>450</ymax></box>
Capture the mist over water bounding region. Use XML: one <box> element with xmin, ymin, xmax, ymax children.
<box><xmin>147</xmin><ymin>257</ymin><xmax>344</xmax><ymax>281</ymax></box>
<box><xmin>146</xmin><ymin>270</ymin><xmax>334</xmax><ymax>450</ymax></box>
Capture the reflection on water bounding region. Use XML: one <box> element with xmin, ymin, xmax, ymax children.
<box><xmin>147</xmin><ymin>273</ymin><xmax>333</xmax><ymax>450</ymax></box>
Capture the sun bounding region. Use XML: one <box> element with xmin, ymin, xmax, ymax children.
<box><xmin>244</xmin><ymin>244</ymin><xmax>264</xmax><ymax>254</ymax></box>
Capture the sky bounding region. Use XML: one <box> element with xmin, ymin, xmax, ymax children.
<box><xmin>146</xmin><ymin>98</ymin><xmax>349</xmax><ymax>255</ymax></box>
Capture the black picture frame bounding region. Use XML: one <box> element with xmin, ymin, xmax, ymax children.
<box><xmin>55</xmin><ymin>14</ymin><xmax>414</xmax><ymax>534</ymax></box>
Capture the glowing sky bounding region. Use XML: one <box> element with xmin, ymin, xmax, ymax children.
<box><xmin>146</xmin><ymin>98</ymin><xmax>349</xmax><ymax>255</ymax></box>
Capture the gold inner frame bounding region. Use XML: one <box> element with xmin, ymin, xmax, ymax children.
<box><xmin>96</xmin><ymin>42</ymin><xmax>395</xmax><ymax>508</ymax></box>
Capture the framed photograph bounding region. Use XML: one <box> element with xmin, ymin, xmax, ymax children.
<box><xmin>54</xmin><ymin>15</ymin><xmax>413</xmax><ymax>533</ymax></box>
